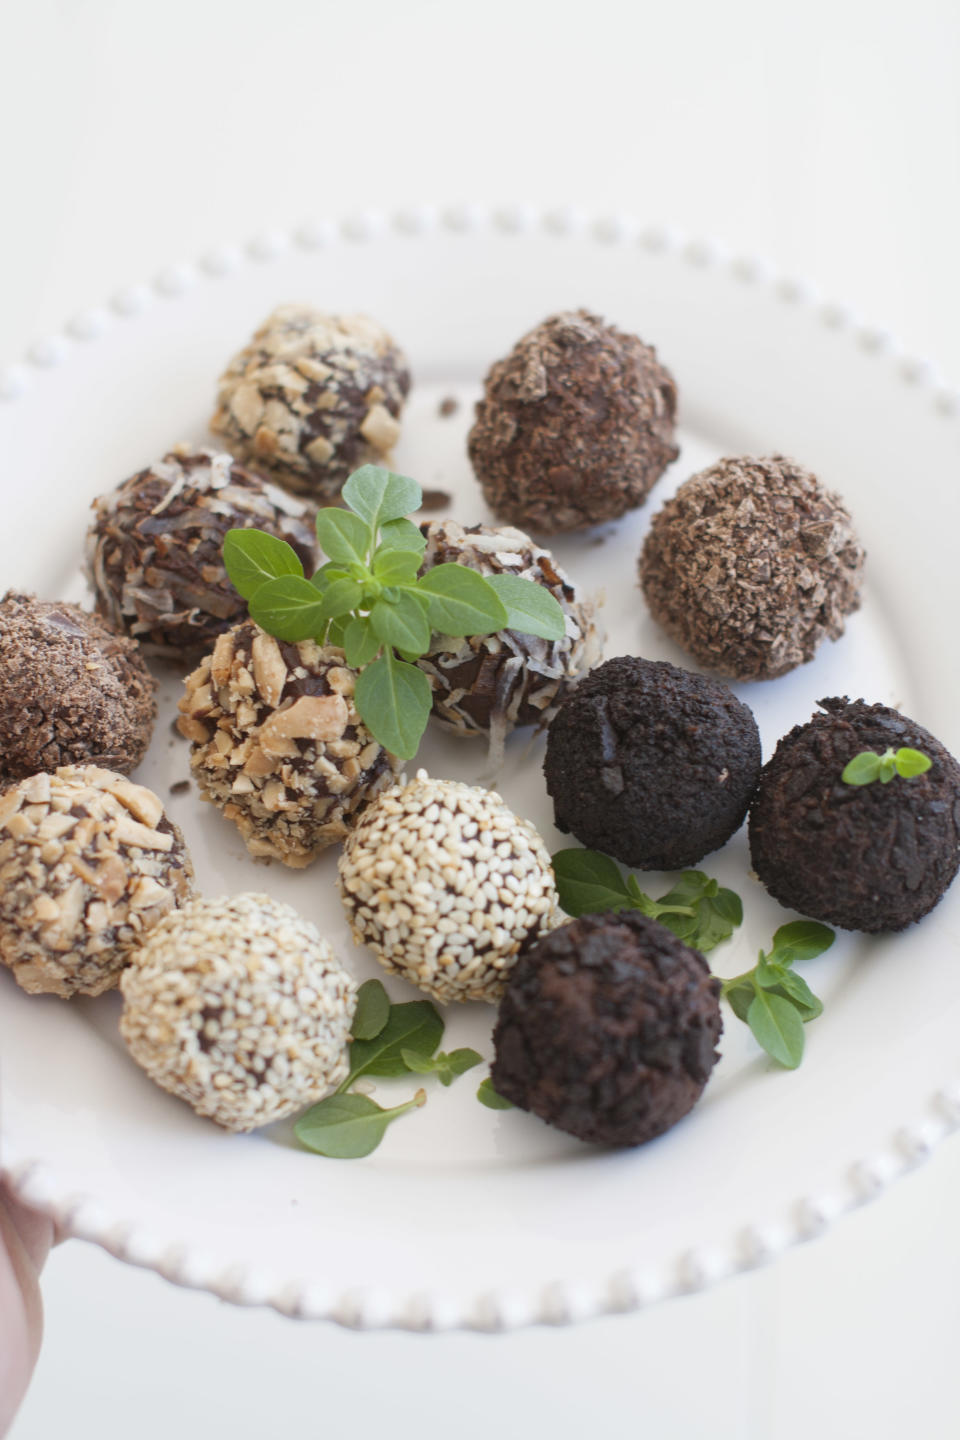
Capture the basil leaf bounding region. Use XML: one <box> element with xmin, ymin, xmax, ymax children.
<box><xmin>723</xmin><ymin>975</ymin><xmax>756</xmax><ymax>1023</ymax></box>
<box><xmin>326</xmin><ymin>616</ymin><xmax>347</xmax><ymax>648</ymax></box>
<box><xmin>370</xmin><ymin>593</ymin><xmax>432</xmax><ymax>655</ymax></box>
<box><xmin>483</xmin><ymin>574</ymin><xmax>566</xmax><ymax>641</ymax></box>
<box><xmin>766</xmin><ymin>970</ymin><xmax>823</xmax><ymax>1021</ymax></box>
<box><xmin>311</xmin><ymin>561</ymin><xmax>351</xmax><ymax>588</ymax></box>
<box><xmin>223</xmin><ymin>529</ymin><xmax>305</xmax><ymax>600</ymax></box>
<box><xmin>551</xmin><ymin>848</ymin><xmax>633</xmax><ymax>917</ymax></box>
<box><xmin>400</xmin><ymin>1047</ymin><xmax>483</xmax><ymax>1086</ymax></box>
<box><xmin>351</xmin><ymin>979</ymin><xmax>391</xmax><ymax>1041</ymax></box>
<box><xmin>841</xmin><ymin>751</ymin><xmax>882</xmax><ymax>786</ymax></box>
<box><xmin>295</xmin><ymin>1091</ymin><xmax>424</xmax><ymax>1159</ymax></box>
<box><xmin>342</xmin><ymin>466</ymin><xmax>421</xmax><ymax>530</ymax></box>
<box><xmin>416</xmin><ymin>565</ymin><xmax>508</xmax><ymax>637</ymax></box>
<box><xmin>315</xmin><ymin>509</ymin><xmax>372</xmax><ymax>568</ymax></box>
<box><xmin>354</xmin><ymin>651</ymin><xmax>432</xmax><ymax>759</ymax></box>
<box><xmin>343</xmin><ymin>616</ymin><xmax>381</xmax><ymax>668</ymax></box>
<box><xmin>895</xmin><ymin>747</ymin><xmax>932</xmax><ymax>778</ymax></box>
<box><xmin>746</xmin><ymin>990</ymin><xmax>805</xmax><ymax>1068</ymax></box>
<box><xmin>319</xmin><ymin>576</ymin><xmax>364</xmax><ymax>620</ymax></box>
<box><xmin>657</xmin><ymin>872</ymin><xmax>718</xmax><ymax>908</ymax></box>
<box><xmin>380</xmin><ymin>517</ymin><xmax>427</xmax><ymax>555</ymax></box>
<box><xmin>373</xmin><ymin>548</ymin><xmax>421</xmax><ymax>586</ymax></box>
<box><xmin>713</xmin><ymin>888</ymin><xmax>744</xmax><ymax>926</ymax></box>
<box><xmin>769</xmin><ymin>921</ymin><xmax>835</xmax><ymax>965</ymax></box>
<box><xmin>477</xmin><ymin>1078</ymin><xmax>514</xmax><ymax>1110</ymax></box>
<box><xmin>249</xmin><ymin>575</ymin><xmax>328</xmax><ymax>642</ymax></box>
<box><xmin>343</xmin><ymin>999</ymin><xmax>443</xmax><ymax>1082</ymax></box>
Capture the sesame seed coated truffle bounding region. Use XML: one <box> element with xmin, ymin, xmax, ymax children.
<box><xmin>468</xmin><ymin>309</ymin><xmax>679</xmax><ymax>535</ymax></box>
<box><xmin>86</xmin><ymin>444</ymin><xmax>316</xmax><ymax>662</ymax></box>
<box><xmin>210</xmin><ymin>305</ymin><xmax>412</xmax><ymax>501</ymax></box>
<box><xmin>337</xmin><ymin>771</ymin><xmax>559</xmax><ymax>1004</ymax></box>
<box><xmin>0</xmin><ymin>766</ymin><xmax>193</xmax><ymax>998</ymax></box>
<box><xmin>120</xmin><ymin>894</ymin><xmax>356</xmax><ymax>1132</ymax></box>
<box><xmin>640</xmin><ymin>454</ymin><xmax>865</xmax><ymax>681</ymax></box>
<box><xmin>179</xmin><ymin>623</ymin><xmax>400</xmax><ymax>867</ymax></box>
<box><xmin>0</xmin><ymin>591</ymin><xmax>156</xmax><ymax>784</ymax></box>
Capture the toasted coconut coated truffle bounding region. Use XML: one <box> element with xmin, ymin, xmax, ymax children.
<box><xmin>640</xmin><ymin>455</ymin><xmax>865</xmax><ymax>681</ymax></box>
<box><xmin>178</xmin><ymin>623</ymin><xmax>400</xmax><ymax>867</ymax></box>
<box><xmin>415</xmin><ymin>520</ymin><xmax>602</xmax><ymax>751</ymax></box>
<box><xmin>120</xmin><ymin>894</ymin><xmax>356</xmax><ymax>1132</ymax></box>
<box><xmin>210</xmin><ymin>305</ymin><xmax>412</xmax><ymax>500</ymax></box>
<box><xmin>0</xmin><ymin>592</ymin><xmax>155</xmax><ymax>784</ymax></box>
<box><xmin>491</xmin><ymin>911</ymin><xmax>722</xmax><ymax>1146</ymax></box>
<box><xmin>86</xmin><ymin>444</ymin><xmax>316</xmax><ymax>662</ymax></box>
<box><xmin>0</xmin><ymin>767</ymin><xmax>193</xmax><ymax>998</ymax></box>
<box><xmin>337</xmin><ymin>770</ymin><xmax>559</xmax><ymax>1004</ymax></box>
<box><xmin>545</xmin><ymin>655</ymin><xmax>761</xmax><ymax>870</ymax></box>
<box><xmin>468</xmin><ymin>309</ymin><xmax>678</xmax><ymax>535</ymax></box>
<box><xmin>749</xmin><ymin>698</ymin><xmax>960</xmax><ymax>932</ymax></box>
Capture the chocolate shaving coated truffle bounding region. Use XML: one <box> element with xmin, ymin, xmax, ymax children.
<box><xmin>545</xmin><ymin>655</ymin><xmax>761</xmax><ymax>870</ymax></box>
<box><xmin>210</xmin><ymin>305</ymin><xmax>411</xmax><ymax>500</ymax></box>
<box><xmin>0</xmin><ymin>592</ymin><xmax>155</xmax><ymax>783</ymax></box>
<box><xmin>749</xmin><ymin>697</ymin><xmax>960</xmax><ymax>932</ymax></box>
<box><xmin>86</xmin><ymin>443</ymin><xmax>316</xmax><ymax>662</ymax></box>
<box><xmin>491</xmin><ymin>911</ymin><xmax>722</xmax><ymax>1146</ymax></box>
<box><xmin>0</xmin><ymin>766</ymin><xmax>193</xmax><ymax>997</ymax></box>
<box><xmin>468</xmin><ymin>309</ymin><xmax>679</xmax><ymax>534</ymax></box>
<box><xmin>640</xmin><ymin>454</ymin><xmax>865</xmax><ymax>680</ymax></box>
<box><xmin>179</xmin><ymin>622</ymin><xmax>400</xmax><ymax>867</ymax></box>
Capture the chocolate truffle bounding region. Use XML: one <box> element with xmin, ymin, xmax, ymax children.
<box><xmin>178</xmin><ymin>623</ymin><xmax>400</xmax><ymax>867</ymax></box>
<box><xmin>0</xmin><ymin>592</ymin><xmax>155</xmax><ymax>783</ymax></box>
<box><xmin>415</xmin><ymin>520</ymin><xmax>602</xmax><ymax>754</ymax></box>
<box><xmin>337</xmin><ymin>770</ymin><xmax>559</xmax><ymax>1004</ymax></box>
<box><xmin>0</xmin><ymin>767</ymin><xmax>193</xmax><ymax>998</ymax></box>
<box><xmin>491</xmin><ymin>911</ymin><xmax>722</xmax><ymax>1146</ymax></box>
<box><xmin>545</xmin><ymin>655</ymin><xmax>761</xmax><ymax>871</ymax></box>
<box><xmin>749</xmin><ymin>698</ymin><xmax>960</xmax><ymax>932</ymax></box>
<box><xmin>468</xmin><ymin>309</ymin><xmax>678</xmax><ymax>535</ymax></box>
<box><xmin>210</xmin><ymin>305</ymin><xmax>411</xmax><ymax>500</ymax></box>
<box><xmin>86</xmin><ymin>443</ymin><xmax>316</xmax><ymax>662</ymax></box>
<box><xmin>640</xmin><ymin>454</ymin><xmax>865</xmax><ymax>681</ymax></box>
<box><xmin>120</xmin><ymin>894</ymin><xmax>356</xmax><ymax>1132</ymax></box>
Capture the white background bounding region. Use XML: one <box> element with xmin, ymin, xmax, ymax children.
<box><xmin>4</xmin><ymin>1</ymin><xmax>960</xmax><ymax>1435</ymax></box>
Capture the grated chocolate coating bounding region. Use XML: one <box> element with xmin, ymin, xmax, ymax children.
<box><xmin>337</xmin><ymin>770</ymin><xmax>559</xmax><ymax>1004</ymax></box>
<box><xmin>210</xmin><ymin>305</ymin><xmax>411</xmax><ymax>500</ymax></box>
<box><xmin>491</xmin><ymin>911</ymin><xmax>722</xmax><ymax>1146</ymax></box>
<box><xmin>179</xmin><ymin>623</ymin><xmax>400</xmax><ymax>867</ymax></box>
<box><xmin>640</xmin><ymin>454</ymin><xmax>865</xmax><ymax>681</ymax></box>
<box><xmin>544</xmin><ymin>655</ymin><xmax>761</xmax><ymax>870</ymax></box>
<box><xmin>749</xmin><ymin>698</ymin><xmax>960</xmax><ymax>932</ymax></box>
<box><xmin>0</xmin><ymin>766</ymin><xmax>193</xmax><ymax>998</ymax></box>
<box><xmin>468</xmin><ymin>309</ymin><xmax>679</xmax><ymax>535</ymax></box>
<box><xmin>0</xmin><ymin>592</ymin><xmax>155</xmax><ymax>783</ymax></box>
<box><xmin>86</xmin><ymin>444</ymin><xmax>316</xmax><ymax>662</ymax></box>
<box><xmin>120</xmin><ymin>893</ymin><xmax>356</xmax><ymax>1132</ymax></box>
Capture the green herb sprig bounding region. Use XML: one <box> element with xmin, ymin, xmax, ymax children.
<box><xmin>551</xmin><ymin>849</ymin><xmax>743</xmax><ymax>954</ymax></box>
<box><xmin>223</xmin><ymin>465</ymin><xmax>566</xmax><ymax>760</ymax></box>
<box><xmin>841</xmin><ymin>747</ymin><xmax>932</xmax><ymax>786</ymax></box>
<box><xmin>477</xmin><ymin>1078</ymin><xmax>514</xmax><ymax>1110</ymax></box>
<box><xmin>720</xmin><ymin>921</ymin><xmax>834</xmax><ymax>1069</ymax></box>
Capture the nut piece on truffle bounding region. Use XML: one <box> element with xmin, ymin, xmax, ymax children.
<box><xmin>640</xmin><ymin>454</ymin><xmax>865</xmax><ymax>681</ymax></box>
<box><xmin>749</xmin><ymin>697</ymin><xmax>960</xmax><ymax>932</ymax></box>
<box><xmin>544</xmin><ymin>655</ymin><xmax>761</xmax><ymax>871</ymax></box>
<box><xmin>86</xmin><ymin>444</ymin><xmax>316</xmax><ymax>662</ymax></box>
<box><xmin>178</xmin><ymin>622</ymin><xmax>400</xmax><ymax>867</ymax></box>
<box><xmin>414</xmin><ymin>520</ymin><xmax>603</xmax><ymax>752</ymax></box>
<box><xmin>491</xmin><ymin>911</ymin><xmax>722</xmax><ymax>1146</ymax></box>
<box><xmin>210</xmin><ymin>305</ymin><xmax>412</xmax><ymax>501</ymax></box>
<box><xmin>468</xmin><ymin>309</ymin><xmax>679</xmax><ymax>535</ymax></box>
<box><xmin>120</xmin><ymin>894</ymin><xmax>356</xmax><ymax>1132</ymax></box>
<box><xmin>0</xmin><ymin>766</ymin><xmax>194</xmax><ymax>998</ymax></box>
<box><xmin>0</xmin><ymin>592</ymin><xmax>156</xmax><ymax>784</ymax></box>
<box><xmin>337</xmin><ymin>770</ymin><xmax>559</xmax><ymax>1004</ymax></box>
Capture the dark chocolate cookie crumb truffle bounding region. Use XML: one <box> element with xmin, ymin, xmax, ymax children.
<box><xmin>544</xmin><ymin>655</ymin><xmax>760</xmax><ymax>871</ymax></box>
<box><xmin>86</xmin><ymin>444</ymin><xmax>316</xmax><ymax>663</ymax></box>
<box><xmin>0</xmin><ymin>592</ymin><xmax>155</xmax><ymax>783</ymax></box>
<box><xmin>749</xmin><ymin>698</ymin><xmax>960</xmax><ymax>932</ymax></box>
<box><xmin>491</xmin><ymin>911</ymin><xmax>722</xmax><ymax>1147</ymax></box>
<box><xmin>640</xmin><ymin>454</ymin><xmax>865</xmax><ymax>681</ymax></box>
<box><xmin>468</xmin><ymin>309</ymin><xmax>678</xmax><ymax>535</ymax></box>
<box><xmin>210</xmin><ymin>305</ymin><xmax>412</xmax><ymax>500</ymax></box>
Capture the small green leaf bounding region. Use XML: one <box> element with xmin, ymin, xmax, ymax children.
<box><xmin>483</xmin><ymin>574</ymin><xmax>566</xmax><ymax>641</ymax></box>
<box><xmin>766</xmin><ymin>968</ymin><xmax>823</xmax><ymax>1021</ymax></box>
<box><xmin>400</xmin><ymin>1047</ymin><xmax>483</xmax><ymax>1086</ymax></box>
<box><xmin>373</xmin><ymin>548</ymin><xmax>421</xmax><ymax>585</ymax></box>
<box><xmin>895</xmin><ymin>747</ymin><xmax>933</xmax><ymax>778</ymax></box>
<box><xmin>326</xmin><ymin>616</ymin><xmax>347</xmax><ymax>648</ymax></box>
<box><xmin>249</xmin><ymin>575</ymin><xmax>328</xmax><ymax>642</ymax></box>
<box><xmin>769</xmin><ymin>921</ymin><xmax>835</xmax><ymax>965</ymax></box>
<box><xmin>318</xmin><ymin>576</ymin><xmax>364</xmax><ymax>620</ymax></box>
<box><xmin>222</xmin><ymin>529</ymin><xmax>305</xmax><ymax>600</ymax></box>
<box><xmin>722</xmin><ymin>974</ymin><xmax>756</xmax><ymax>1023</ymax></box>
<box><xmin>878</xmin><ymin>749</ymin><xmax>898</xmax><ymax>783</ymax></box>
<box><xmin>842</xmin><ymin>751</ymin><xmax>883</xmax><ymax>786</ymax></box>
<box><xmin>379</xmin><ymin>517</ymin><xmax>427</xmax><ymax>555</ymax></box>
<box><xmin>340</xmin><ymin>999</ymin><xmax>443</xmax><ymax>1086</ymax></box>
<box><xmin>311</xmin><ymin>561</ymin><xmax>351</xmax><ymax>588</ymax></box>
<box><xmin>315</xmin><ymin>509</ymin><xmax>372</xmax><ymax>568</ymax></box>
<box><xmin>370</xmin><ymin>592</ymin><xmax>432</xmax><ymax>655</ymax></box>
<box><xmin>713</xmin><ymin>888</ymin><xmax>744</xmax><ymax>926</ymax></box>
<box><xmin>342</xmin><ymin>466</ymin><xmax>421</xmax><ymax>531</ymax></box>
<box><xmin>746</xmin><ymin>990</ymin><xmax>805</xmax><ymax>1069</ymax></box>
<box><xmin>351</xmin><ymin>979</ymin><xmax>391</xmax><ymax>1041</ymax></box>
<box><xmin>477</xmin><ymin>1078</ymin><xmax>514</xmax><ymax>1110</ymax></box>
<box><xmin>295</xmin><ymin>1089</ymin><xmax>425</xmax><ymax>1159</ymax></box>
<box><xmin>343</xmin><ymin>617</ymin><xmax>381</xmax><ymax>668</ymax></box>
<box><xmin>354</xmin><ymin>651</ymin><xmax>432</xmax><ymax>760</ymax></box>
<box><xmin>551</xmin><ymin>848</ymin><xmax>633</xmax><ymax>917</ymax></box>
<box><xmin>416</xmin><ymin>565</ymin><xmax>508</xmax><ymax>637</ymax></box>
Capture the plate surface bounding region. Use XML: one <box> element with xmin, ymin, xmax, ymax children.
<box><xmin>2</xmin><ymin>209</ymin><xmax>960</xmax><ymax>1332</ymax></box>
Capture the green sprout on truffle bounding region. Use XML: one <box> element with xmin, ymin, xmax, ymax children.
<box><xmin>841</xmin><ymin>747</ymin><xmax>932</xmax><ymax>787</ymax></box>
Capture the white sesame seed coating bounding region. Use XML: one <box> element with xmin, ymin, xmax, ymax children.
<box><xmin>119</xmin><ymin>894</ymin><xmax>356</xmax><ymax>1132</ymax></box>
<box><xmin>337</xmin><ymin>771</ymin><xmax>559</xmax><ymax>1004</ymax></box>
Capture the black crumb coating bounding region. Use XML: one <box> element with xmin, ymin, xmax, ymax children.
<box><xmin>749</xmin><ymin>697</ymin><xmax>960</xmax><ymax>932</ymax></box>
<box><xmin>544</xmin><ymin>655</ymin><xmax>761</xmax><ymax>870</ymax></box>
<box><xmin>491</xmin><ymin>911</ymin><xmax>722</xmax><ymax>1146</ymax></box>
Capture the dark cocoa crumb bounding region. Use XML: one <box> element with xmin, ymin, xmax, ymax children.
<box><xmin>438</xmin><ymin>396</ymin><xmax>459</xmax><ymax>418</ymax></box>
<box><xmin>169</xmin><ymin>780</ymin><xmax>191</xmax><ymax>796</ymax></box>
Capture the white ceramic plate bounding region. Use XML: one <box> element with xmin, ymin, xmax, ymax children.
<box><xmin>2</xmin><ymin>208</ymin><xmax>960</xmax><ymax>1333</ymax></box>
